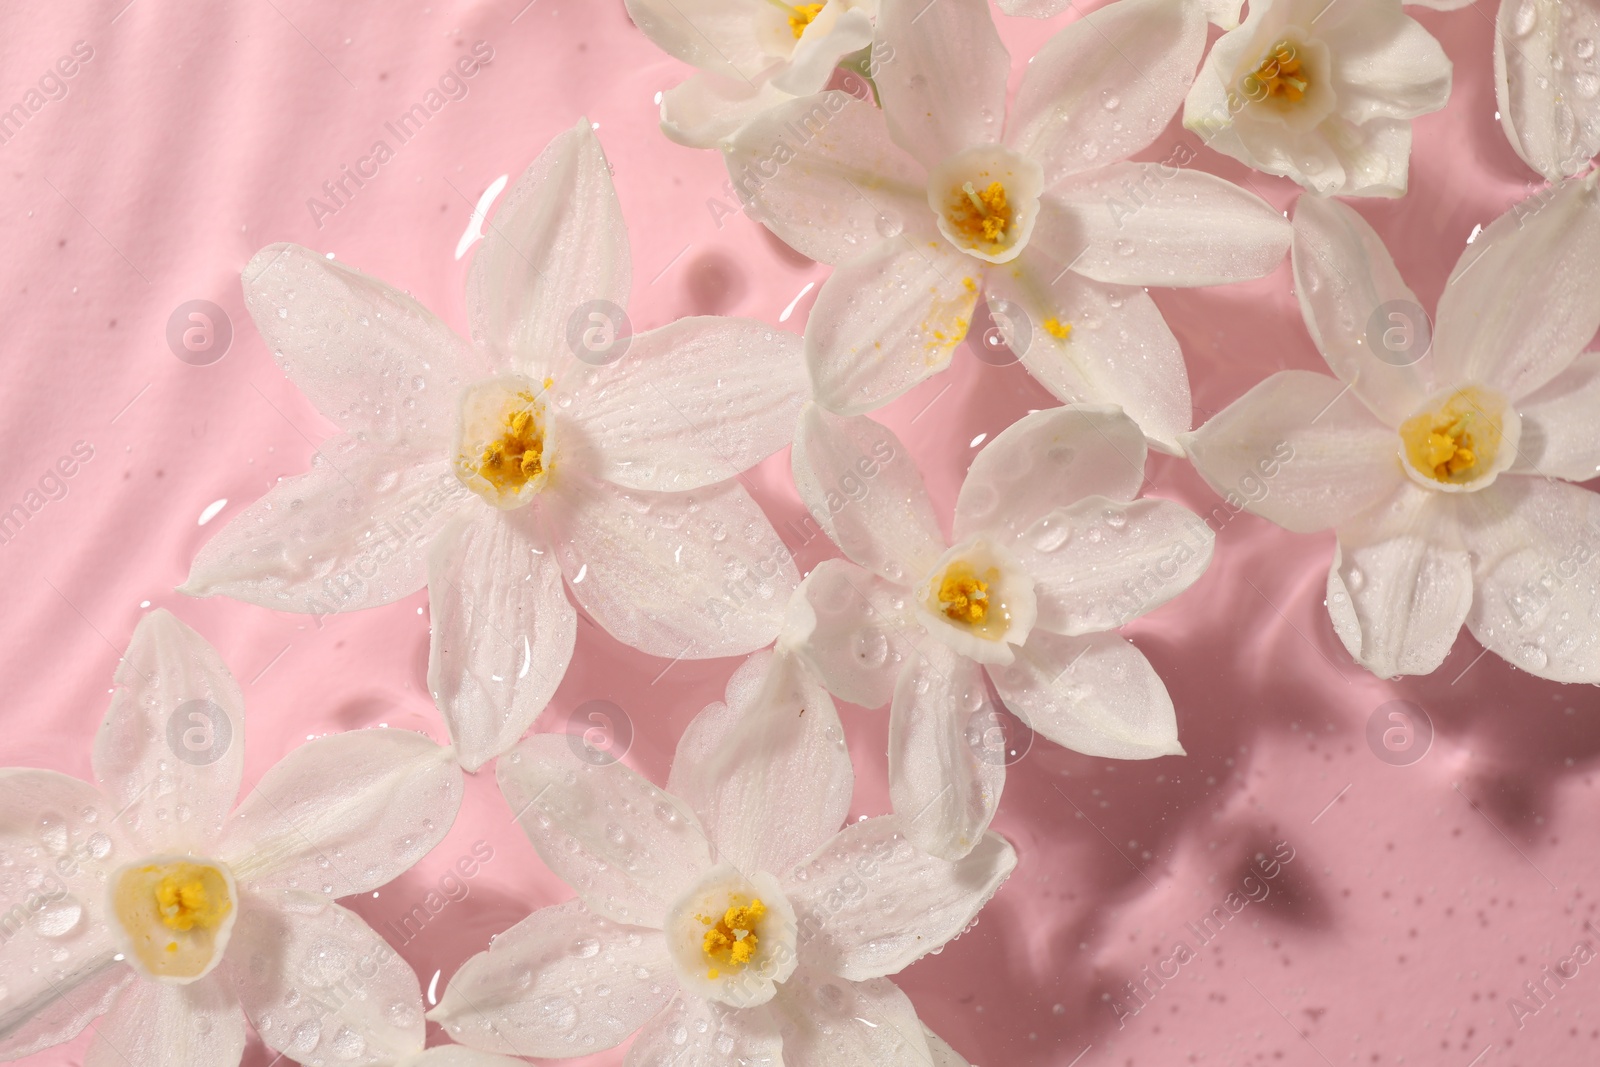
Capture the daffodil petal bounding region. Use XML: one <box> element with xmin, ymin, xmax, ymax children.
<box><xmin>624</xmin><ymin>993</ymin><xmax>784</xmax><ymax>1067</ymax></box>
<box><xmin>233</xmin><ymin>892</ymin><xmax>421</xmax><ymax>1067</ymax></box>
<box><xmin>0</xmin><ymin>958</ymin><xmax>131</xmax><ymax>1062</ymax></box>
<box><xmin>1495</xmin><ymin>0</ymin><xmax>1600</xmax><ymax>181</ymax></box>
<box><xmin>781</xmin><ymin>558</ymin><xmax>916</xmax><ymax>709</ymax></box>
<box><xmin>1183</xmin><ymin>370</ymin><xmax>1404</xmax><ymax>535</ymax></box>
<box><xmin>804</xmin><ymin>237</ymin><xmax>979</xmax><ymax>414</ymax></box>
<box><xmin>83</xmin><ymin>972</ymin><xmax>243</xmax><ymax>1067</ymax></box>
<box><xmin>497</xmin><ymin>734</ymin><xmax>713</xmax><ymax>927</ymax></box>
<box><xmin>623</xmin><ymin>0</ymin><xmax>780</xmax><ymax>82</ymax></box>
<box><xmin>218</xmin><ymin>729</ymin><xmax>461</xmax><ymax>897</ymax></box>
<box><xmin>427</xmin><ymin>509</ymin><xmax>575</xmax><ymax>773</ymax></box>
<box><xmin>669</xmin><ymin>650</ymin><xmax>852</xmax><ymax>878</ymax></box>
<box><xmin>787</xmin><ymin>816</ymin><xmax>1014</xmax><ymax>980</ymax></box>
<box><xmin>468</xmin><ymin>118</ymin><xmax>631</xmax><ymax>380</ymax></box>
<box><xmin>990</xmin><ymin>630</ymin><xmax>1184</xmax><ymax>758</ymax></box>
<box><xmin>1513</xmin><ymin>352</ymin><xmax>1600</xmax><ymax>482</ymax></box>
<box><xmin>660</xmin><ymin>73</ymin><xmax>793</xmax><ymax>149</ymax></box>
<box><xmin>430</xmin><ymin>899</ymin><xmax>674</xmax><ymax>1059</ymax></box>
<box><xmin>563</xmin><ymin>317</ymin><xmax>808</xmax><ymax>493</ymax></box>
<box><xmin>772</xmin><ymin>971</ymin><xmax>935</xmax><ymax>1067</ymax></box>
<box><xmin>875</xmin><ymin>0</ymin><xmax>1011</xmax><ymax>168</ymax></box>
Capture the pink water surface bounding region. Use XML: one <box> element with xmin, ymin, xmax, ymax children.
<box><xmin>2</xmin><ymin>0</ymin><xmax>1597</xmax><ymax>1064</ymax></box>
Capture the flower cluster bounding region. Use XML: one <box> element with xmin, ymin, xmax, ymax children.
<box><xmin>8</xmin><ymin>0</ymin><xmax>1600</xmax><ymax>1064</ymax></box>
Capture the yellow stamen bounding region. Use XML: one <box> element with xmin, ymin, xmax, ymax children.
<box><xmin>1043</xmin><ymin>317</ymin><xmax>1071</xmax><ymax>340</ymax></box>
<box><xmin>701</xmin><ymin>898</ymin><xmax>766</xmax><ymax>979</ymax></box>
<box><xmin>938</xmin><ymin>563</ymin><xmax>990</xmax><ymax>625</ymax></box>
<box><xmin>1242</xmin><ymin>40</ymin><xmax>1307</xmax><ymax>103</ymax></box>
<box><xmin>948</xmin><ymin>180</ymin><xmax>1012</xmax><ymax>248</ymax></box>
<box><xmin>1398</xmin><ymin>388</ymin><xmax>1504</xmax><ymax>485</ymax></box>
<box><xmin>788</xmin><ymin>3</ymin><xmax>824</xmax><ymax>37</ymax></box>
<box><xmin>472</xmin><ymin>391</ymin><xmax>545</xmax><ymax>494</ymax></box>
<box><xmin>112</xmin><ymin>860</ymin><xmax>233</xmax><ymax>980</ymax></box>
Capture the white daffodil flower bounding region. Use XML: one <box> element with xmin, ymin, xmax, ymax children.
<box><xmin>181</xmin><ymin>119</ymin><xmax>807</xmax><ymax>772</ymax></box>
<box><xmin>1185</xmin><ymin>177</ymin><xmax>1600</xmax><ymax>681</ymax></box>
<box><xmin>0</xmin><ymin>610</ymin><xmax>461</xmax><ymax>1067</ymax></box>
<box><xmin>1000</xmin><ymin>0</ymin><xmax>1247</xmax><ymax>31</ymax></box>
<box><xmin>625</xmin><ymin>0</ymin><xmax>879</xmax><ymax>147</ymax></box>
<box><xmin>723</xmin><ymin>0</ymin><xmax>1291</xmax><ymax>454</ymax></box>
<box><xmin>1494</xmin><ymin>0</ymin><xmax>1600</xmax><ymax>181</ymax></box>
<box><xmin>429</xmin><ymin>650</ymin><xmax>1013</xmax><ymax>1067</ymax></box>
<box><xmin>1183</xmin><ymin>0</ymin><xmax>1453</xmax><ymax>197</ymax></box>
<box><xmin>782</xmin><ymin>404</ymin><xmax>1214</xmax><ymax>860</ymax></box>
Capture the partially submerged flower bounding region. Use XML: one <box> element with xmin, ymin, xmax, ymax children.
<box><xmin>429</xmin><ymin>650</ymin><xmax>1012</xmax><ymax>1066</ymax></box>
<box><xmin>182</xmin><ymin>119</ymin><xmax>807</xmax><ymax>771</ymax></box>
<box><xmin>1183</xmin><ymin>0</ymin><xmax>1453</xmax><ymax>197</ymax></box>
<box><xmin>783</xmin><ymin>404</ymin><xmax>1214</xmax><ymax>859</ymax></box>
<box><xmin>1185</xmin><ymin>175</ymin><xmax>1600</xmax><ymax>680</ymax></box>
<box><xmin>725</xmin><ymin>0</ymin><xmax>1291</xmax><ymax>452</ymax></box>
<box><xmin>625</xmin><ymin>0</ymin><xmax>879</xmax><ymax>147</ymax></box>
<box><xmin>0</xmin><ymin>610</ymin><xmax>461</xmax><ymax>1067</ymax></box>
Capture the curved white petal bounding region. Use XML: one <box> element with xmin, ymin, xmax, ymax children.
<box><xmin>661</xmin><ymin>73</ymin><xmax>794</xmax><ymax>150</ymax></box>
<box><xmin>0</xmin><ymin>959</ymin><xmax>130</xmax><ymax>1062</ymax></box>
<box><xmin>84</xmin><ymin>972</ymin><xmax>243</xmax><ymax>1067</ymax></box>
<box><xmin>564</xmin><ymin>317</ymin><xmax>807</xmax><ymax>493</ymax></box>
<box><xmin>93</xmin><ymin>609</ymin><xmax>243</xmax><ymax>853</ymax></box>
<box><xmin>1183</xmin><ymin>370</ymin><xmax>1404</xmax><ymax>534</ymax></box>
<box><xmin>722</xmin><ymin>91</ymin><xmax>930</xmax><ymax>265</ymax></box>
<box><xmin>888</xmin><ymin>644</ymin><xmax>1002</xmax><ymax>861</ymax></box>
<box><xmin>623</xmin><ymin>0</ymin><xmax>780</xmax><ymax>82</ymax></box>
<box><xmin>232</xmin><ymin>892</ymin><xmax>421</xmax><ymax>1067</ymax></box>
<box><xmin>1514</xmin><ymin>352</ymin><xmax>1600</xmax><ymax>481</ymax></box>
<box><xmin>776</xmin><ymin>7</ymin><xmax>875</xmax><ymax>95</ymax></box>
<box><xmin>470</xmin><ymin>119</ymin><xmax>631</xmax><ymax>379</ymax></box>
<box><xmin>1434</xmin><ymin>172</ymin><xmax>1600</xmax><ymax>401</ymax></box>
<box><xmin>430</xmin><ymin>899</ymin><xmax>674</xmax><ymax>1059</ymax></box>
<box><xmin>407</xmin><ymin>1047</ymin><xmax>531</xmax><ymax>1067</ymax></box>
<box><xmin>787</xmin><ymin>816</ymin><xmax>1014</xmax><ymax>980</ymax></box>
<box><xmin>1008</xmin><ymin>0</ymin><xmax>1207</xmax><ymax>183</ymax></box>
<box><xmin>772</xmin><ymin>971</ymin><xmax>934</xmax><ymax>1067</ymax></box>
<box><xmin>991</xmin><ymin>629</ymin><xmax>1183</xmax><ymax>757</ymax></box>
<box><xmin>1041</xmin><ymin>167</ymin><xmax>1290</xmax><ymax>288</ymax></box>
<box><xmin>0</xmin><ymin>771</ymin><xmax>130</xmax><ymax>1060</ymax></box>
<box><xmin>427</xmin><ymin>509</ymin><xmax>576</xmax><ymax>773</ymax></box>
<box><xmin>1016</xmin><ymin>495</ymin><xmax>1214</xmax><ymax>635</ymax></box>
<box><xmin>1320</xmin><ymin>3</ymin><xmax>1452</xmax><ymax>125</ymax></box>
<box><xmin>926</xmin><ymin>1027</ymin><xmax>974</xmax><ymax>1067</ymax></box>
<box><xmin>1461</xmin><ymin>476</ymin><xmax>1600</xmax><ymax>683</ymax></box>
<box><xmin>181</xmin><ymin>440</ymin><xmax>463</xmax><ymax>614</ymax></box>
<box><xmin>497</xmin><ymin>733</ymin><xmax>713</xmax><ymax>927</ymax></box>
<box><xmin>544</xmin><ymin>473</ymin><xmax>796</xmax><ymax>658</ymax></box>
<box><xmin>1291</xmin><ymin>195</ymin><xmax>1434</xmax><ymax>425</ymax></box>
<box><xmin>218</xmin><ymin>729</ymin><xmax>461</xmax><ymax>897</ymax></box>
<box><xmin>781</xmin><ymin>558</ymin><xmax>915</xmax><ymax>709</ymax></box>
<box><xmin>670</xmin><ymin>650</ymin><xmax>852</xmax><ymax>877</ymax></box>
<box><xmin>954</xmin><ymin>405</ymin><xmax>1148</xmax><ymax>546</ymax></box>
<box><xmin>792</xmin><ymin>405</ymin><xmax>945</xmax><ymax>583</ymax></box>
<box><xmin>241</xmin><ymin>243</ymin><xmax>487</xmax><ymax>448</ymax></box>
<box><xmin>624</xmin><ymin>992</ymin><xmax>783</xmax><ymax>1067</ymax></box>
<box><xmin>875</xmin><ymin>0</ymin><xmax>1010</xmax><ymax>167</ymax></box>
<box><xmin>1495</xmin><ymin>0</ymin><xmax>1600</xmax><ymax>181</ymax></box>
<box><xmin>1327</xmin><ymin>483</ymin><xmax>1472</xmax><ymax>678</ymax></box>
<box><xmin>804</xmin><ymin>237</ymin><xmax>980</xmax><ymax>414</ymax></box>
<box><xmin>987</xmin><ymin>258</ymin><xmax>1192</xmax><ymax>453</ymax></box>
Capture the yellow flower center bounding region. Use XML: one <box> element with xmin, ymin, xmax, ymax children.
<box><xmin>1042</xmin><ymin>317</ymin><xmax>1072</xmax><ymax>341</ymax></box>
<box><xmin>1242</xmin><ymin>39</ymin><xmax>1307</xmax><ymax>103</ymax></box>
<box><xmin>788</xmin><ymin>3</ymin><xmax>824</xmax><ymax>37</ymax></box>
<box><xmin>699</xmin><ymin>897</ymin><xmax>766</xmax><ymax>980</ymax></box>
<box><xmin>470</xmin><ymin>391</ymin><xmax>545</xmax><ymax>494</ymax></box>
<box><xmin>112</xmin><ymin>860</ymin><xmax>234</xmax><ymax>981</ymax></box>
<box><xmin>1398</xmin><ymin>387</ymin><xmax>1505</xmax><ymax>486</ymax></box>
<box><xmin>947</xmin><ymin>181</ymin><xmax>1011</xmax><ymax>246</ymax></box>
<box><xmin>939</xmin><ymin>564</ymin><xmax>991</xmax><ymax>625</ymax></box>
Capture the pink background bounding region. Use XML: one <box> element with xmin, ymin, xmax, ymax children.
<box><xmin>2</xmin><ymin>0</ymin><xmax>1597</xmax><ymax>1064</ymax></box>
